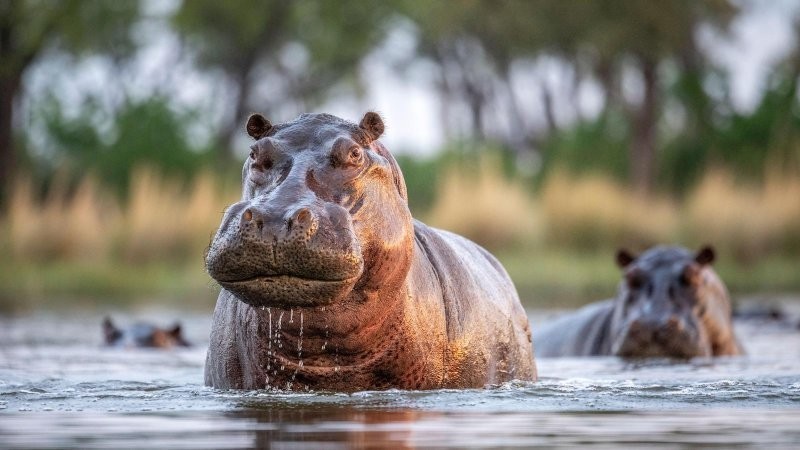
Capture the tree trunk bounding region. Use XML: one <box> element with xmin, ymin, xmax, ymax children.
<box><xmin>0</xmin><ymin>72</ymin><xmax>19</xmax><ymax>206</ymax></box>
<box><xmin>0</xmin><ymin>0</ymin><xmax>22</xmax><ymax>206</ymax></box>
<box><xmin>217</xmin><ymin>64</ymin><xmax>251</xmax><ymax>163</ymax></box>
<box><xmin>501</xmin><ymin>68</ymin><xmax>534</xmax><ymax>154</ymax></box>
<box><xmin>540</xmin><ymin>83</ymin><xmax>557</xmax><ymax>134</ymax></box>
<box><xmin>630</xmin><ymin>57</ymin><xmax>658</xmax><ymax>195</ymax></box>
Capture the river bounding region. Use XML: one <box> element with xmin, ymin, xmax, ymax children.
<box><xmin>1</xmin><ymin>307</ymin><xmax>799</xmax><ymax>448</ymax></box>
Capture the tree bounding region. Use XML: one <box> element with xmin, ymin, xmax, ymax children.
<box><xmin>0</xmin><ymin>0</ymin><xmax>139</xmax><ymax>205</ymax></box>
<box><xmin>171</xmin><ymin>0</ymin><xmax>392</xmax><ymax>160</ymax></box>
<box><xmin>533</xmin><ymin>0</ymin><xmax>738</xmax><ymax>193</ymax></box>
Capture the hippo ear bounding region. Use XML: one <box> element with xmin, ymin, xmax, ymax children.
<box><xmin>169</xmin><ymin>323</ymin><xmax>183</xmax><ymax>337</ymax></box>
<box><xmin>616</xmin><ymin>249</ymin><xmax>636</xmax><ymax>268</ymax></box>
<box><xmin>169</xmin><ymin>322</ymin><xmax>190</xmax><ymax>346</ymax></box>
<box><xmin>695</xmin><ymin>245</ymin><xmax>715</xmax><ymax>265</ymax></box>
<box><xmin>102</xmin><ymin>316</ymin><xmax>121</xmax><ymax>344</ymax></box>
<box><xmin>246</xmin><ymin>113</ymin><xmax>272</xmax><ymax>140</ymax></box>
<box><xmin>359</xmin><ymin>111</ymin><xmax>385</xmax><ymax>142</ymax></box>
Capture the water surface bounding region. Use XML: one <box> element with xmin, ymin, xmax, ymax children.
<box><xmin>1</xmin><ymin>308</ymin><xmax>799</xmax><ymax>448</ymax></box>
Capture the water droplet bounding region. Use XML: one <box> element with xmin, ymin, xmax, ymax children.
<box><xmin>298</xmin><ymin>311</ymin><xmax>304</xmax><ymax>352</ymax></box>
<box><xmin>289</xmin><ymin>308</ymin><xmax>294</xmax><ymax>323</ymax></box>
<box><xmin>280</xmin><ymin>365</ymin><xmax>284</xmax><ymax>371</ymax></box>
<box><xmin>334</xmin><ymin>366</ymin><xmax>339</xmax><ymax>372</ymax></box>
<box><xmin>268</xmin><ymin>308</ymin><xmax>273</xmax><ymax>351</ymax></box>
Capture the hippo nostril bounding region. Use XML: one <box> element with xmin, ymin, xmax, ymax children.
<box><xmin>667</xmin><ymin>316</ymin><xmax>680</xmax><ymax>329</ymax></box>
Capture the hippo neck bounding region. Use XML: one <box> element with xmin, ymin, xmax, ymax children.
<box><xmin>242</xmin><ymin>290</ymin><xmax>413</xmax><ymax>391</ymax></box>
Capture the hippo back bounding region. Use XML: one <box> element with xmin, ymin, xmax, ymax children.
<box><xmin>534</xmin><ymin>300</ymin><xmax>615</xmax><ymax>357</ymax></box>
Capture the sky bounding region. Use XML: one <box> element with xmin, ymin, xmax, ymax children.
<box><xmin>22</xmin><ymin>0</ymin><xmax>800</xmax><ymax>158</ymax></box>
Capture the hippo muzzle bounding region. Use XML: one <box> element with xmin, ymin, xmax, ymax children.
<box><xmin>611</xmin><ymin>313</ymin><xmax>710</xmax><ymax>359</ymax></box>
<box><xmin>206</xmin><ymin>196</ymin><xmax>363</xmax><ymax>307</ymax></box>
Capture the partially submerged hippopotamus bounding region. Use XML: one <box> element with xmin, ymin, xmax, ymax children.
<box><xmin>204</xmin><ymin>112</ymin><xmax>536</xmax><ymax>390</ymax></box>
<box><xmin>535</xmin><ymin>246</ymin><xmax>742</xmax><ymax>359</ymax></box>
<box><xmin>103</xmin><ymin>317</ymin><xmax>190</xmax><ymax>348</ymax></box>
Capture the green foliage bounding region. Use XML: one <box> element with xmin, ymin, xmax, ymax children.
<box><xmin>660</xmin><ymin>65</ymin><xmax>800</xmax><ymax>191</ymax></box>
<box><xmin>0</xmin><ymin>0</ymin><xmax>141</xmax><ymax>206</ymax></box>
<box><xmin>538</xmin><ymin>113</ymin><xmax>630</xmax><ymax>183</ymax></box>
<box><xmin>714</xmin><ymin>70</ymin><xmax>800</xmax><ymax>175</ymax></box>
<box><xmin>0</xmin><ymin>0</ymin><xmax>139</xmax><ymax>75</ymax></box>
<box><xmin>395</xmin><ymin>154</ymin><xmax>441</xmax><ymax>215</ymax></box>
<box><xmin>171</xmin><ymin>0</ymin><xmax>392</xmax><ymax>141</ymax></box>
<box><xmin>40</xmin><ymin>95</ymin><xmax>213</xmax><ymax>196</ymax></box>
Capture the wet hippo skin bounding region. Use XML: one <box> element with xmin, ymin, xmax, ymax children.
<box><xmin>535</xmin><ymin>246</ymin><xmax>742</xmax><ymax>359</ymax></box>
<box><xmin>204</xmin><ymin>112</ymin><xmax>536</xmax><ymax>391</ymax></box>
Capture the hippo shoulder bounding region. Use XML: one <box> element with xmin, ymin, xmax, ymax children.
<box><xmin>411</xmin><ymin>220</ymin><xmax>524</xmax><ymax>338</ymax></box>
<box><xmin>534</xmin><ymin>300</ymin><xmax>615</xmax><ymax>357</ymax></box>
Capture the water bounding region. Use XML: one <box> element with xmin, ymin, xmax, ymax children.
<box><xmin>1</xmin><ymin>308</ymin><xmax>800</xmax><ymax>448</ymax></box>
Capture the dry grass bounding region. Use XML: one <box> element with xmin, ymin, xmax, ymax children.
<box><xmin>426</xmin><ymin>156</ymin><xmax>541</xmax><ymax>250</ymax></box>
<box><xmin>2</xmin><ymin>168</ymin><xmax>238</xmax><ymax>265</ymax></box>
<box><xmin>1</xmin><ymin>163</ymin><xmax>798</xmax><ymax>269</ymax></box>
<box><xmin>540</xmin><ymin>170</ymin><xmax>678</xmax><ymax>251</ymax></box>
<box><xmin>427</xmin><ymin>163</ymin><xmax>800</xmax><ymax>261</ymax></box>
<box><xmin>684</xmin><ymin>168</ymin><xmax>800</xmax><ymax>260</ymax></box>
<box><xmin>7</xmin><ymin>174</ymin><xmax>118</xmax><ymax>262</ymax></box>
<box><xmin>119</xmin><ymin>168</ymin><xmax>235</xmax><ymax>262</ymax></box>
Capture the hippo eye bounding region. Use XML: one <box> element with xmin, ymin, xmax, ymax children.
<box><xmin>249</xmin><ymin>150</ymin><xmax>256</xmax><ymax>160</ymax></box>
<box><xmin>349</xmin><ymin>147</ymin><xmax>363</xmax><ymax>163</ymax></box>
<box><xmin>627</xmin><ymin>273</ymin><xmax>645</xmax><ymax>290</ymax></box>
<box><xmin>331</xmin><ymin>145</ymin><xmax>364</xmax><ymax>169</ymax></box>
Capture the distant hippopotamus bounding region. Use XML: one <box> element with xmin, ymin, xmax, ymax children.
<box><xmin>204</xmin><ymin>112</ymin><xmax>536</xmax><ymax>391</ymax></box>
<box><xmin>103</xmin><ymin>317</ymin><xmax>190</xmax><ymax>348</ymax></box>
<box><xmin>535</xmin><ymin>246</ymin><xmax>742</xmax><ymax>359</ymax></box>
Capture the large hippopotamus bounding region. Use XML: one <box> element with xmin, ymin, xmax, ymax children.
<box><xmin>535</xmin><ymin>246</ymin><xmax>741</xmax><ymax>358</ymax></box>
<box><xmin>204</xmin><ymin>112</ymin><xmax>536</xmax><ymax>391</ymax></box>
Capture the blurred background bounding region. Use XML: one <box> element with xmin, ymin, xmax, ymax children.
<box><xmin>1</xmin><ymin>0</ymin><xmax>799</xmax><ymax>312</ymax></box>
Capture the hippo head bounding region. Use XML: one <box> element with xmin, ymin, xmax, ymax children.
<box><xmin>205</xmin><ymin>112</ymin><xmax>413</xmax><ymax>307</ymax></box>
<box><xmin>609</xmin><ymin>245</ymin><xmax>731</xmax><ymax>359</ymax></box>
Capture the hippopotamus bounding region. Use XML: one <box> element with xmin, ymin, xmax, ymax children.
<box><xmin>204</xmin><ymin>112</ymin><xmax>536</xmax><ymax>391</ymax></box>
<box><xmin>535</xmin><ymin>246</ymin><xmax>742</xmax><ymax>359</ymax></box>
<box><xmin>102</xmin><ymin>317</ymin><xmax>190</xmax><ymax>348</ymax></box>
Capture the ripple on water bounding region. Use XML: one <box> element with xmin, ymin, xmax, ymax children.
<box><xmin>1</xmin><ymin>311</ymin><xmax>800</xmax><ymax>448</ymax></box>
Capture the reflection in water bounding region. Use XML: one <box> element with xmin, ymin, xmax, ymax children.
<box><xmin>3</xmin><ymin>408</ymin><xmax>800</xmax><ymax>449</ymax></box>
<box><xmin>231</xmin><ymin>407</ymin><xmax>425</xmax><ymax>449</ymax></box>
<box><xmin>0</xmin><ymin>310</ymin><xmax>799</xmax><ymax>448</ymax></box>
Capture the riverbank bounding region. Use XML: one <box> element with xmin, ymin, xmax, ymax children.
<box><xmin>2</xmin><ymin>249</ymin><xmax>798</xmax><ymax>312</ymax></box>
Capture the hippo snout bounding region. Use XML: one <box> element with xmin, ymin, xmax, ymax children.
<box><xmin>205</xmin><ymin>200</ymin><xmax>363</xmax><ymax>307</ymax></box>
<box><xmin>616</xmin><ymin>314</ymin><xmax>705</xmax><ymax>359</ymax></box>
